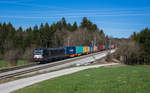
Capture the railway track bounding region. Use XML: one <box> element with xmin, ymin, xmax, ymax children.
<box><xmin>0</xmin><ymin>60</ymin><xmax>70</xmax><ymax>80</ymax></box>
<box><xmin>0</xmin><ymin>63</ymin><xmax>37</xmax><ymax>73</ymax></box>
<box><xmin>0</xmin><ymin>50</ymin><xmax>111</xmax><ymax>80</ymax></box>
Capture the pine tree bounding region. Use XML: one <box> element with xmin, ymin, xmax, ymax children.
<box><xmin>72</xmin><ymin>21</ymin><xmax>77</xmax><ymax>31</ymax></box>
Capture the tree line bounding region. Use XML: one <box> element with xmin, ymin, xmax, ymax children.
<box><xmin>0</xmin><ymin>17</ymin><xmax>109</xmax><ymax>65</ymax></box>
<box><xmin>115</xmin><ymin>28</ymin><xmax>150</xmax><ymax>65</ymax></box>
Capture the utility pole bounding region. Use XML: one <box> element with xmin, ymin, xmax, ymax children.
<box><xmin>94</xmin><ymin>37</ymin><xmax>96</xmax><ymax>46</ymax></box>
<box><xmin>109</xmin><ymin>39</ymin><xmax>111</xmax><ymax>50</ymax></box>
<box><xmin>67</xmin><ymin>37</ymin><xmax>70</xmax><ymax>46</ymax></box>
<box><xmin>91</xmin><ymin>36</ymin><xmax>97</xmax><ymax>63</ymax></box>
<box><xmin>108</xmin><ymin>39</ymin><xmax>111</xmax><ymax>55</ymax></box>
<box><xmin>91</xmin><ymin>40</ymin><xmax>94</xmax><ymax>46</ymax></box>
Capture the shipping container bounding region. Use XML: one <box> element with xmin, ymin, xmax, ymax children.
<box><xmin>94</xmin><ymin>46</ymin><xmax>98</xmax><ymax>52</ymax></box>
<box><xmin>87</xmin><ymin>46</ymin><xmax>90</xmax><ymax>53</ymax></box>
<box><xmin>98</xmin><ymin>45</ymin><xmax>104</xmax><ymax>51</ymax></box>
<box><xmin>103</xmin><ymin>45</ymin><xmax>105</xmax><ymax>50</ymax></box>
<box><xmin>109</xmin><ymin>45</ymin><xmax>111</xmax><ymax>49</ymax></box>
<box><xmin>111</xmin><ymin>45</ymin><xmax>115</xmax><ymax>49</ymax></box>
<box><xmin>63</xmin><ymin>46</ymin><xmax>76</xmax><ymax>55</ymax></box>
<box><xmin>105</xmin><ymin>45</ymin><xmax>109</xmax><ymax>49</ymax></box>
<box><xmin>110</xmin><ymin>45</ymin><xmax>112</xmax><ymax>49</ymax></box>
<box><xmin>90</xmin><ymin>46</ymin><xmax>94</xmax><ymax>53</ymax></box>
<box><xmin>83</xmin><ymin>46</ymin><xmax>90</xmax><ymax>54</ymax></box>
<box><xmin>75</xmin><ymin>46</ymin><xmax>83</xmax><ymax>54</ymax></box>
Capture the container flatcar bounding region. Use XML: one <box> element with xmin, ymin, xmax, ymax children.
<box><xmin>83</xmin><ymin>46</ymin><xmax>90</xmax><ymax>54</ymax></box>
<box><xmin>75</xmin><ymin>46</ymin><xmax>83</xmax><ymax>56</ymax></box>
<box><xmin>63</xmin><ymin>46</ymin><xmax>76</xmax><ymax>57</ymax></box>
<box><xmin>111</xmin><ymin>45</ymin><xmax>115</xmax><ymax>49</ymax></box>
<box><xmin>98</xmin><ymin>45</ymin><xmax>104</xmax><ymax>51</ymax></box>
<box><xmin>105</xmin><ymin>45</ymin><xmax>109</xmax><ymax>49</ymax></box>
<box><xmin>90</xmin><ymin>46</ymin><xmax>94</xmax><ymax>53</ymax></box>
<box><xmin>94</xmin><ymin>46</ymin><xmax>97</xmax><ymax>52</ymax></box>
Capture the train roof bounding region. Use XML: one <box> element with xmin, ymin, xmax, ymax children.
<box><xmin>35</xmin><ymin>47</ymin><xmax>65</xmax><ymax>50</ymax></box>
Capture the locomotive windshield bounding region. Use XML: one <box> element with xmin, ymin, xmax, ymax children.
<box><xmin>33</xmin><ymin>49</ymin><xmax>43</xmax><ymax>55</ymax></box>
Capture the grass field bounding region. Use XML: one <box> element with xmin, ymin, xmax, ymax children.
<box><xmin>0</xmin><ymin>60</ymin><xmax>28</xmax><ymax>68</ymax></box>
<box><xmin>12</xmin><ymin>65</ymin><xmax>150</xmax><ymax>93</ymax></box>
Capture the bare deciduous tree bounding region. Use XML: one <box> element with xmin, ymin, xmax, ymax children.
<box><xmin>23</xmin><ymin>47</ymin><xmax>35</xmax><ymax>62</ymax></box>
<box><xmin>4</xmin><ymin>49</ymin><xmax>19</xmax><ymax>66</ymax></box>
<box><xmin>66</xmin><ymin>28</ymin><xmax>106</xmax><ymax>46</ymax></box>
<box><xmin>114</xmin><ymin>40</ymin><xmax>140</xmax><ymax>65</ymax></box>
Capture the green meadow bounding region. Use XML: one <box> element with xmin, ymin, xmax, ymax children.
<box><xmin>13</xmin><ymin>65</ymin><xmax>150</xmax><ymax>93</ymax></box>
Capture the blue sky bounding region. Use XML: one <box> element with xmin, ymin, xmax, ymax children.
<box><xmin>0</xmin><ymin>0</ymin><xmax>150</xmax><ymax>38</ymax></box>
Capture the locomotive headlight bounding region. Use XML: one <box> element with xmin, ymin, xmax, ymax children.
<box><xmin>34</xmin><ymin>55</ymin><xmax>43</xmax><ymax>59</ymax></box>
<box><xmin>39</xmin><ymin>55</ymin><xmax>43</xmax><ymax>58</ymax></box>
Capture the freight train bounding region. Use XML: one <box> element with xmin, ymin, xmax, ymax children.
<box><xmin>33</xmin><ymin>45</ymin><xmax>115</xmax><ymax>63</ymax></box>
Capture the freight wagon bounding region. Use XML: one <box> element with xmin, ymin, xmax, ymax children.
<box><xmin>111</xmin><ymin>45</ymin><xmax>115</xmax><ymax>49</ymax></box>
<box><xmin>63</xmin><ymin>46</ymin><xmax>76</xmax><ymax>57</ymax></box>
<box><xmin>83</xmin><ymin>46</ymin><xmax>90</xmax><ymax>54</ymax></box>
<box><xmin>75</xmin><ymin>46</ymin><xmax>83</xmax><ymax>56</ymax></box>
<box><xmin>90</xmin><ymin>46</ymin><xmax>94</xmax><ymax>53</ymax></box>
<box><xmin>94</xmin><ymin>46</ymin><xmax>97</xmax><ymax>52</ymax></box>
<box><xmin>105</xmin><ymin>45</ymin><xmax>109</xmax><ymax>49</ymax></box>
<box><xmin>98</xmin><ymin>45</ymin><xmax>104</xmax><ymax>51</ymax></box>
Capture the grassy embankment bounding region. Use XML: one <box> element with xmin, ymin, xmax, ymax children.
<box><xmin>0</xmin><ymin>60</ymin><xmax>28</xmax><ymax>68</ymax></box>
<box><xmin>13</xmin><ymin>65</ymin><xmax>150</xmax><ymax>93</ymax></box>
